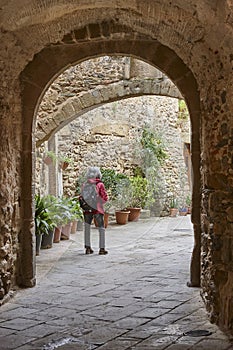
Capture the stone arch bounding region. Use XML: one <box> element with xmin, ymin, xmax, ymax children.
<box><xmin>36</xmin><ymin>76</ymin><xmax>182</xmax><ymax>146</ymax></box>
<box><xmin>20</xmin><ymin>24</ymin><xmax>200</xmax><ymax>291</ymax></box>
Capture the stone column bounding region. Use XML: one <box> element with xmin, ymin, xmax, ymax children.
<box><xmin>48</xmin><ymin>136</ymin><xmax>60</xmax><ymax>196</ymax></box>
<box><xmin>200</xmin><ymin>76</ymin><xmax>233</xmax><ymax>331</ymax></box>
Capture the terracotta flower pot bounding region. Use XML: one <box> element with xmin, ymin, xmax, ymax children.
<box><xmin>127</xmin><ymin>207</ymin><xmax>141</xmax><ymax>222</ymax></box>
<box><xmin>170</xmin><ymin>208</ymin><xmax>178</xmax><ymax>217</ymax></box>
<box><xmin>71</xmin><ymin>220</ymin><xmax>78</xmax><ymax>234</ymax></box>
<box><xmin>61</xmin><ymin>222</ymin><xmax>72</xmax><ymax>240</ymax></box>
<box><xmin>53</xmin><ymin>226</ymin><xmax>62</xmax><ymax>243</ymax></box>
<box><xmin>115</xmin><ymin>210</ymin><xmax>130</xmax><ymax>225</ymax></box>
<box><xmin>60</xmin><ymin>161</ymin><xmax>69</xmax><ymax>170</ymax></box>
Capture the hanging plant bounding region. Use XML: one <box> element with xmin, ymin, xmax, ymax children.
<box><xmin>43</xmin><ymin>151</ymin><xmax>58</xmax><ymax>165</ymax></box>
<box><xmin>58</xmin><ymin>154</ymin><xmax>73</xmax><ymax>170</ymax></box>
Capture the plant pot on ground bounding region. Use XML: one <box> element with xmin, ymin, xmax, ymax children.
<box><xmin>35</xmin><ymin>194</ymin><xmax>56</xmax><ymax>255</ymax></box>
<box><xmin>127</xmin><ymin>207</ymin><xmax>141</xmax><ymax>222</ymax></box>
<box><xmin>36</xmin><ymin>234</ymin><xmax>42</xmax><ymax>256</ymax></box>
<box><xmin>68</xmin><ymin>197</ymin><xmax>84</xmax><ymax>233</ymax></box>
<box><xmin>186</xmin><ymin>194</ymin><xmax>192</xmax><ymax>214</ymax></box>
<box><xmin>170</xmin><ymin>208</ymin><xmax>178</xmax><ymax>217</ymax></box>
<box><xmin>169</xmin><ymin>196</ymin><xmax>178</xmax><ymax>217</ymax></box>
<box><xmin>71</xmin><ymin>220</ymin><xmax>78</xmax><ymax>234</ymax></box>
<box><xmin>115</xmin><ymin>210</ymin><xmax>130</xmax><ymax>225</ymax></box>
<box><xmin>127</xmin><ymin>175</ymin><xmax>154</xmax><ymax>222</ymax></box>
<box><xmin>179</xmin><ymin>207</ymin><xmax>188</xmax><ymax>216</ymax></box>
<box><xmin>53</xmin><ymin>226</ymin><xmax>62</xmax><ymax>243</ymax></box>
<box><xmin>41</xmin><ymin>228</ymin><xmax>55</xmax><ymax>249</ymax></box>
<box><xmin>112</xmin><ymin>175</ymin><xmax>132</xmax><ymax>225</ymax></box>
<box><xmin>61</xmin><ymin>222</ymin><xmax>72</xmax><ymax>240</ymax></box>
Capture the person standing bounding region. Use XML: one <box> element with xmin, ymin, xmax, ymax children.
<box><xmin>80</xmin><ymin>167</ymin><xmax>108</xmax><ymax>255</ymax></box>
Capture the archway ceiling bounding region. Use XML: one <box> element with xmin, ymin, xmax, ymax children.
<box><xmin>1</xmin><ymin>1</ymin><xmax>232</xmax><ymax>81</ymax></box>
<box><xmin>1</xmin><ymin>1</ymin><xmax>231</xmax><ymax>33</ymax></box>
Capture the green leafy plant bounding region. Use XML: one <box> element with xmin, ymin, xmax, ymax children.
<box><xmin>140</xmin><ymin>126</ymin><xmax>168</xmax><ymax>165</ymax></box>
<box><xmin>44</xmin><ymin>151</ymin><xmax>73</xmax><ymax>169</ymax></box>
<box><xmin>68</xmin><ymin>197</ymin><xmax>84</xmax><ymax>221</ymax></box>
<box><xmin>43</xmin><ymin>195</ymin><xmax>63</xmax><ymax>226</ymax></box>
<box><xmin>59</xmin><ymin>155</ymin><xmax>72</xmax><ymax>163</ymax></box>
<box><xmin>170</xmin><ymin>196</ymin><xmax>178</xmax><ymax>209</ymax></box>
<box><xmin>112</xmin><ymin>176</ymin><xmax>132</xmax><ymax>210</ymax></box>
<box><xmin>128</xmin><ymin>175</ymin><xmax>153</xmax><ymax>208</ymax></box>
<box><xmin>43</xmin><ymin>195</ymin><xmax>73</xmax><ymax>226</ymax></box>
<box><xmin>100</xmin><ymin>168</ymin><xmax>118</xmax><ymax>199</ymax></box>
<box><xmin>101</xmin><ymin>168</ymin><xmax>129</xmax><ymax>200</ymax></box>
<box><xmin>186</xmin><ymin>194</ymin><xmax>191</xmax><ymax>206</ymax></box>
<box><xmin>131</xmin><ymin>125</ymin><xmax>168</xmax><ymax>214</ymax></box>
<box><xmin>58</xmin><ymin>154</ymin><xmax>74</xmax><ymax>171</ymax></box>
<box><xmin>57</xmin><ymin>196</ymin><xmax>75</xmax><ymax>224</ymax></box>
<box><xmin>43</xmin><ymin>195</ymin><xmax>84</xmax><ymax>225</ymax></box>
<box><xmin>35</xmin><ymin>194</ymin><xmax>56</xmax><ymax>235</ymax></box>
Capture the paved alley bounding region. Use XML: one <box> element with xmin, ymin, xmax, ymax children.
<box><xmin>0</xmin><ymin>216</ymin><xmax>232</xmax><ymax>349</ymax></box>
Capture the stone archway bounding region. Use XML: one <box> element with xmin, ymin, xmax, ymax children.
<box><xmin>36</xmin><ymin>76</ymin><xmax>182</xmax><ymax>146</ymax></box>
<box><xmin>0</xmin><ymin>0</ymin><xmax>232</xmax><ymax>334</ymax></box>
<box><xmin>20</xmin><ymin>26</ymin><xmax>201</xmax><ymax>292</ymax></box>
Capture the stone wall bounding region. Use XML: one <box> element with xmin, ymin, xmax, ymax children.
<box><xmin>37</xmin><ymin>56</ymin><xmax>128</xmax><ymax>124</ymax></box>
<box><xmin>57</xmin><ymin>95</ymin><xmax>190</xmax><ymax>215</ymax></box>
<box><xmin>0</xmin><ymin>79</ymin><xmax>22</xmax><ymax>302</ymax></box>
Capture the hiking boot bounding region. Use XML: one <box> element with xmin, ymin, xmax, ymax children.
<box><xmin>99</xmin><ymin>248</ymin><xmax>108</xmax><ymax>255</ymax></box>
<box><xmin>85</xmin><ymin>247</ymin><xmax>94</xmax><ymax>254</ymax></box>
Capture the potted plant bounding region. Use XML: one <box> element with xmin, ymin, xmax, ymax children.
<box><xmin>179</xmin><ymin>206</ymin><xmax>188</xmax><ymax>216</ymax></box>
<box><xmin>186</xmin><ymin>194</ymin><xmax>192</xmax><ymax>214</ymax></box>
<box><xmin>100</xmin><ymin>168</ymin><xmax>130</xmax><ymax>225</ymax></box>
<box><xmin>126</xmin><ymin>176</ymin><xmax>150</xmax><ymax>221</ymax></box>
<box><xmin>68</xmin><ymin>197</ymin><xmax>84</xmax><ymax>233</ymax></box>
<box><xmin>43</xmin><ymin>150</ymin><xmax>58</xmax><ymax>165</ymax></box>
<box><xmin>59</xmin><ymin>154</ymin><xmax>73</xmax><ymax>171</ymax></box>
<box><xmin>35</xmin><ymin>194</ymin><xmax>56</xmax><ymax>254</ymax></box>
<box><xmin>100</xmin><ymin>168</ymin><xmax>119</xmax><ymax>201</ymax></box>
<box><xmin>178</xmin><ymin>194</ymin><xmax>188</xmax><ymax>216</ymax></box>
<box><xmin>59</xmin><ymin>196</ymin><xmax>74</xmax><ymax>240</ymax></box>
<box><xmin>42</xmin><ymin>195</ymin><xmax>66</xmax><ymax>243</ymax></box>
<box><xmin>169</xmin><ymin>196</ymin><xmax>178</xmax><ymax>217</ymax></box>
<box><xmin>113</xmin><ymin>176</ymin><xmax>131</xmax><ymax>225</ymax></box>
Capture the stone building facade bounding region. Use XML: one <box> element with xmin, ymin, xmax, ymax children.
<box><xmin>0</xmin><ymin>1</ymin><xmax>232</xmax><ymax>334</ymax></box>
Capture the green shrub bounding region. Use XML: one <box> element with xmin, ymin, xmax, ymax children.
<box><xmin>35</xmin><ymin>194</ymin><xmax>56</xmax><ymax>235</ymax></box>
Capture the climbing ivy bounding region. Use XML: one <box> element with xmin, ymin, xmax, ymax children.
<box><xmin>140</xmin><ymin>126</ymin><xmax>168</xmax><ymax>165</ymax></box>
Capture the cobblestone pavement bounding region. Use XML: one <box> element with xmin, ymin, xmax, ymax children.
<box><xmin>0</xmin><ymin>216</ymin><xmax>233</xmax><ymax>350</ymax></box>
